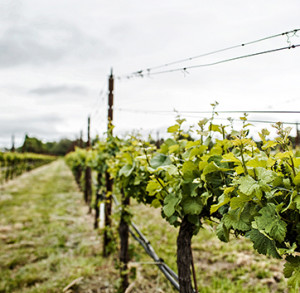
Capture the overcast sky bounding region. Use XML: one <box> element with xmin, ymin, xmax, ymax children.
<box><xmin>1</xmin><ymin>0</ymin><xmax>300</xmax><ymax>148</ymax></box>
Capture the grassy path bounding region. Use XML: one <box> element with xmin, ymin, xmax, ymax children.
<box><xmin>0</xmin><ymin>160</ymin><xmax>116</xmax><ymax>293</ymax></box>
<box><xmin>0</xmin><ymin>159</ymin><xmax>289</xmax><ymax>293</ymax></box>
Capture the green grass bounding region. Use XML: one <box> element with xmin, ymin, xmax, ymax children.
<box><xmin>0</xmin><ymin>160</ymin><xmax>291</xmax><ymax>292</ymax></box>
<box><xmin>0</xmin><ymin>160</ymin><xmax>117</xmax><ymax>293</ymax></box>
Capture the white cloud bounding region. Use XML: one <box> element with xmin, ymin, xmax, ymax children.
<box><xmin>0</xmin><ymin>0</ymin><xmax>300</xmax><ymax>148</ymax></box>
<box><xmin>29</xmin><ymin>84</ymin><xmax>88</xmax><ymax>96</ymax></box>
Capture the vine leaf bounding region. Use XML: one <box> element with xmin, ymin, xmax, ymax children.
<box><xmin>210</xmin><ymin>194</ymin><xmax>230</xmax><ymax>214</ymax></box>
<box><xmin>182</xmin><ymin>182</ymin><xmax>199</xmax><ymax>197</ymax></box>
<box><xmin>202</xmin><ymin>161</ymin><xmax>229</xmax><ymax>176</ymax></box>
<box><xmin>146</xmin><ymin>180</ymin><xmax>162</xmax><ymax>196</ymax></box>
<box><xmin>209</xmin><ymin>124</ymin><xmax>223</xmax><ymax>134</ymax></box>
<box><xmin>163</xmin><ymin>193</ymin><xmax>180</xmax><ymax>217</ymax></box>
<box><xmin>157</xmin><ymin>164</ymin><xmax>178</xmax><ymax>176</ymax></box>
<box><xmin>216</xmin><ymin>223</ymin><xmax>229</xmax><ymax>242</ymax></box>
<box><xmin>167</xmin><ymin>124</ymin><xmax>180</xmax><ymax>133</ymax></box>
<box><xmin>246</xmin><ymin>229</ymin><xmax>281</xmax><ymax>259</ymax></box>
<box><xmin>182</xmin><ymin>161</ymin><xmax>198</xmax><ymax>180</ymax></box>
<box><xmin>223</xmin><ymin>208</ymin><xmax>251</xmax><ymax>231</ymax></box>
<box><xmin>150</xmin><ymin>153</ymin><xmax>172</xmax><ymax>169</ymax></box>
<box><xmin>255</xmin><ymin>167</ymin><xmax>276</xmax><ymax>184</ymax></box>
<box><xmin>182</xmin><ymin>197</ymin><xmax>203</xmax><ymax>215</ymax></box>
<box><xmin>284</xmin><ymin>256</ymin><xmax>300</xmax><ymax>289</ymax></box>
<box><xmin>254</xmin><ymin>203</ymin><xmax>287</xmax><ymax>243</ymax></box>
<box><xmin>293</xmin><ymin>172</ymin><xmax>300</xmax><ymax>186</ymax></box>
<box><xmin>261</xmin><ymin>140</ymin><xmax>278</xmax><ymax>150</ymax></box>
<box><xmin>221</xmin><ymin>152</ymin><xmax>242</xmax><ymax>164</ymax></box>
<box><xmin>230</xmin><ymin>192</ymin><xmax>250</xmax><ymax>210</ymax></box>
<box><xmin>294</xmin><ymin>195</ymin><xmax>300</xmax><ymax>211</ymax></box>
<box><xmin>119</xmin><ymin>164</ymin><xmax>134</xmax><ymax>177</ymax></box>
<box><xmin>189</xmin><ymin>145</ymin><xmax>207</xmax><ymax>159</ymax></box>
<box><xmin>237</xmin><ymin>175</ymin><xmax>259</xmax><ymax>196</ymax></box>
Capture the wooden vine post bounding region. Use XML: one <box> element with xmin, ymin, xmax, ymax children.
<box><xmin>103</xmin><ymin>69</ymin><xmax>114</xmax><ymax>257</ymax></box>
<box><xmin>84</xmin><ymin>116</ymin><xmax>92</xmax><ymax>213</ymax></box>
<box><xmin>118</xmin><ymin>189</ymin><xmax>130</xmax><ymax>292</ymax></box>
<box><xmin>296</xmin><ymin>122</ymin><xmax>299</xmax><ymax>147</ymax></box>
<box><xmin>72</xmin><ymin>130</ymin><xmax>83</xmax><ymax>188</ymax></box>
<box><xmin>79</xmin><ymin>130</ymin><xmax>83</xmax><ymax>148</ymax></box>
<box><xmin>94</xmin><ymin>172</ymin><xmax>102</xmax><ymax>229</ymax></box>
<box><xmin>11</xmin><ymin>135</ymin><xmax>15</xmax><ymax>152</ymax></box>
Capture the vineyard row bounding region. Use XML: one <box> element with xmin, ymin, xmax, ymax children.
<box><xmin>65</xmin><ymin>115</ymin><xmax>300</xmax><ymax>292</ymax></box>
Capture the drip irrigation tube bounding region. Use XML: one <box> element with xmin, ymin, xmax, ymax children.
<box><xmin>112</xmin><ymin>194</ymin><xmax>180</xmax><ymax>291</ymax></box>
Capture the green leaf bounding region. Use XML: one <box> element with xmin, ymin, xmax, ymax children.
<box><xmin>165</xmin><ymin>164</ymin><xmax>178</xmax><ymax>176</ymax></box>
<box><xmin>246</xmin><ymin>229</ymin><xmax>281</xmax><ymax>259</ymax></box>
<box><xmin>146</xmin><ymin>180</ymin><xmax>162</xmax><ymax>196</ymax></box>
<box><xmin>182</xmin><ymin>161</ymin><xmax>198</xmax><ymax>180</ymax></box>
<box><xmin>261</xmin><ymin>140</ymin><xmax>278</xmax><ymax>150</ymax></box>
<box><xmin>285</xmin><ymin>256</ymin><xmax>300</xmax><ymax>278</ymax></box>
<box><xmin>235</xmin><ymin>165</ymin><xmax>245</xmax><ymax>175</ymax></box>
<box><xmin>275</xmin><ymin>150</ymin><xmax>293</xmax><ymax>160</ymax></box>
<box><xmin>187</xmin><ymin>214</ymin><xmax>200</xmax><ymax>226</ymax></box>
<box><xmin>294</xmin><ymin>194</ymin><xmax>300</xmax><ymax>211</ymax></box>
<box><xmin>284</xmin><ymin>256</ymin><xmax>300</xmax><ymax>289</ymax></box>
<box><xmin>293</xmin><ymin>172</ymin><xmax>300</xmax><ymax>186</ymax></box>
<box><xmin>210</xmin><ymin>187</ymin><xmax>234</xmax><ymax>214</ymax></box>
<box><xmin>169</xmin><ymin>215</ymin><xmax>179</xmax><ymax>226</ymax></box>
<box><xmin>167</xmin><ymin>124</ymin><xmax>180</xmax><ymax>133</ymax></box>
<box><xmin>189</xmin><ymin>146</ymin><xmax>207</xmax><ymax>159</ymax></box>
<box><xmin>236</xmin><ymin>175</ymin><xmax>267</xmax><ymax>200</ymax></box>
<box><xmin>210</xmin><ymin>194</ymin><xmax>230</xmax><ymax>214</ymax></box>
<box><xmin>221</xmin><ymin>153</ymin><xmax>241</xmax><ymax>164</ymax></box>
<box><xmin>246</xmin><ymin>157</ymin><xmax>267</xmax><ymax>168</ymax></box>
<box><xmin>182</xmin><ymin>182</ymin><xmax>199</xmax><ymax>197</ymax></box>
<box><xmin>199</xmin><ymin>160</ymin><xmax>208</xmax><ymax>171</ymax></box>
<box><xmin>119</xmin><ymin>164</ymin><xmax>134</xmax><ymax>177</ymax></box>
<box><xmin>254</xmin><ymin>203</ymin><xmax>287</xmax><ymax>243</ymax></box>
<box><xmin>278</xmin><ymin>242</ymin><xmax>297</xmax><ymax>255</ymax></box>
<box><xmin>160</xmin><ymin>138</ymin><xmax>177</xmax><ymax>154</ymax></box>
<box><xmin>209</xmin><ymin>124</ymin><xmax>222</xmax><ymax>134</ymax></box>
<box><xmin>157</xmin><ymin>164</ymin><xmax>178</xmax><ymax>176</ymax></box>
<box><xmin>208</xmin><ymin>155</ymin><xmax>229</xmax><ymax>168</ymax></box>
<box><xmin>223</xmin><ymin>207</ymin><xmax>252</xmax><ymax>231</ymax></box>
<box><xmin>230</xmin><ymin>192</ymin><xmax>250</xmax><ymax>210</ymax></box>
<box><xmin>182</xmin><ymin>197</ymin><xmax>203</xmax><ymax>215</ymax></box>
<box><xmin>133</xmin><ymin>176</ymin><xmax>141</xmax><ymax>185</ymax></box>
<box><xmin>168</xmin><ymin>144</ymin><xmax>179</xmax><ymax>153</ymax></box>
<box><xmin>163</xmin><ymin>193</ymin><xmax>180</xmax><ymax>217</ymax></box>
<box><xmin>255</xmin><ymin>167</ymin><xmax>276</xmax><ymax>184</ymax></box>
<box><xmin>150</xmin><ymin>153</ymin><xmax>172</xmax><ymax>169</ymax></box>
<box><xmin>151</xmin><ymin>198</ymin><xmax>161</xmax><ymax>208</ymax></box>
<box><xmin>186</xmin><ymin>140</ymin><xmax>201</xmax><ymax>149</ymax></box>
<box><xmin>216</xmin><ymin>223</ymin><xmax>229</xmax><ymax>242</ymax></box>
<box><xmin>236</xmin><ymin>175</ymin><xmax>256</xmax><ymax>195</ymax></box>
<box><xmin>202</xmin><ymin>161</ymin><xmax>229</xmax><ymax>176</ymax></box>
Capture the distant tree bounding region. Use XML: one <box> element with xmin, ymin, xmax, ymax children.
<box><xmin>20</xmin><ymin>135</ymin><xmax>46</xmax><ymax>154</ymax></box>
<box><xmin>45</xmin><ymin>141</ymin><xmax>56</xmax><ymax>152</ymax></box>
<box><xmin>49</xmin><ymin>138</ymin><xmax>74</xmax><ymax>156</ymax></box>
<box><xmin>17</xmin><ymin>135</ymin><xmax>95</xmax><ymax>156</ymax></box>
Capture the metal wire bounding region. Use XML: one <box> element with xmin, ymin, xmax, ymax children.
<box><xmin>118</xmin><ymin>29</ymin><xmax>300</xmax><ymax>79</ymax></box>
<box><xmin>145</xmin><ymin>45</ymin><xmax>300</xmax><ymax>77</ymax></box>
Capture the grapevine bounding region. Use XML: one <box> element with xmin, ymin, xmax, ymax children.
<box><xmin>66</xmin><ymin>114</ymin><xmax>300</xmax><ymax>291</ymax></box>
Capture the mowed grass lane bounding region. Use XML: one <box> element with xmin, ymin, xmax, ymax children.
<box><xmin>0</xmin><ymin>159</ymin><xmax>116</xmax><ymax>293</ymax></box>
